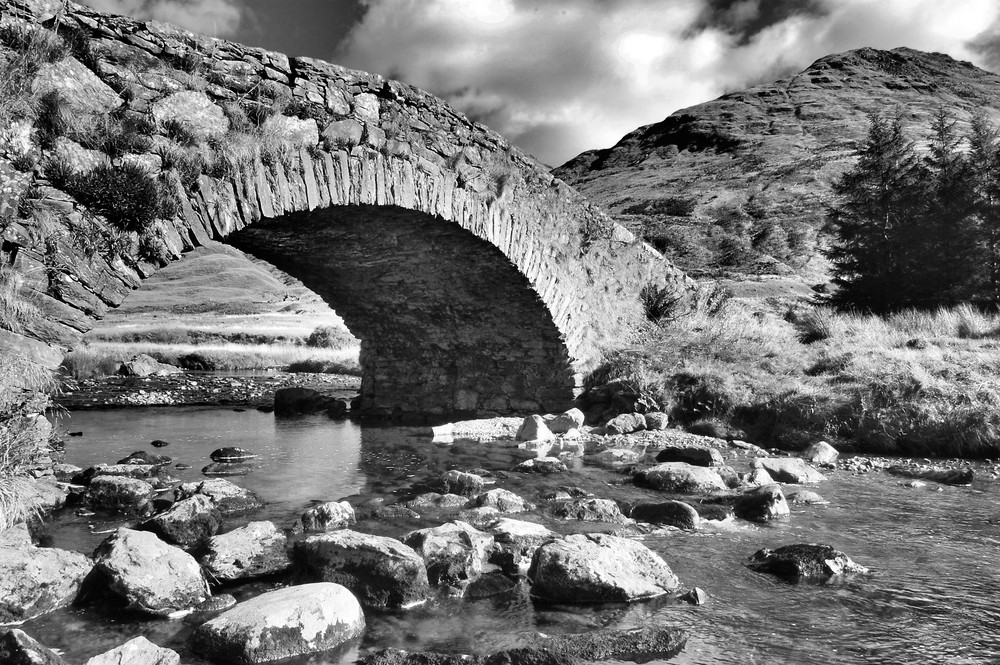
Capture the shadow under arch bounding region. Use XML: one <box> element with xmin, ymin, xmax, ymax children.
<box><xmin>228</xmin><ymin>204</ymin><xmax>575</xmax><ymax>422</ymax></box>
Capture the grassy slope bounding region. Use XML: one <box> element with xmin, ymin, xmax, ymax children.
<box><xmin>599</xmin><ymin>300</ymin><xmax>1000</xmax><ymax>458</ymax></box>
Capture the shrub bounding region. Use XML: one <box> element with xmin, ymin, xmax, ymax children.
<box><xmin>791</xmin><ymin>307</ymin><xmax>839</xmax><ymax>344</ymax></box>
<box><xmin>34</xmin><ymin>89</ymin><xmax>71</xmax><ymax>148</ymax></box>
<box><xmin>639</xmin><ymin>283</ymin><xmax>685</xmax><ymax>323</ymax></box>
<box><xmin>669</xmin><ymin>369</ymin><xmax>741</xmax><ymax>424</ymax></box>
<box><xmin>66</xmin><ymin>163</ymin><xmax>161</xmax><ymax>232</ymax></box>
<box><xmin>622</xmin><ymin>197</ymin><xmax>696</xmax><ymax>217</ymax></box>
<box><xmin>306</xmin><ymin>325</ymin><xmax>355</xmax><ymax>349</ymax></box>
<box><xmin>161</xmin><ymin>117</ymin><xmax>200</xmax><ymax>147</ymax></box>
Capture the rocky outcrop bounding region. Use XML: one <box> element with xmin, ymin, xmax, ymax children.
<box><xmin>0</xmin><ymin>525</ymin><xmax>92</xmax><ymax>625</ymax></box>
<box><xmin>293</xmin><ymin>530</ymin><xmax>430</xmax><ymax>608</ymax></box>
<box><xmin>191</xmin><ymin>583</ymin><xmax>364</xmax><ymax>664</ymax></box>
<box><xmin>747</xmin><ymin>544</ymin><xmax>869</xmax><ymax>579</ymax></box>
<box><xmin>201</xmin><ymin>521</ymin><xmax>290</xmax><ymax>582</ymax></box>
<box><xmin>91</xmin><ymin>528</ymin><xmax>209</xmax><ymax>616</ymax></box>
<box><xmin>528</xmin><ymin>533</ymin><xmax>679</xmax><ymax>603</ymax></box>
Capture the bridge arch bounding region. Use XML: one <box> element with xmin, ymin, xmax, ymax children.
<box><xmin>2</xmin><ymin>0</ymin><xmax>692</xmax><ymax>419</ymax></box>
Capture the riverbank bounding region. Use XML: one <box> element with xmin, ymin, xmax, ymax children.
<box><xmin>55</xmin><ymin>371</ymin><xmax>360</xmax><ymax>410</ymax></box>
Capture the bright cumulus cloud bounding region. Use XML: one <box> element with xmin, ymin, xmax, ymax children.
<box><xmin>82</xmin><ymin>0</ymin><xmax>243</xmax><ymax>37</ymax></box>
<box><xmin>337</xmin><ymin>0</ymin><xmax>1000</xmax><ymax>165</ymax></box>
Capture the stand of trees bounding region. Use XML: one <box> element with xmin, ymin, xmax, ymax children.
<box><xmin>828</xmin><ymin>109</ymin><xmax>1000</xmax><ymax>312</ymax></box>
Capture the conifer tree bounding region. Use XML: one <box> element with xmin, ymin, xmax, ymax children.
<box><xmin>827</xmin><ymin>112</ymin><xmax>926</xmax><ymax>312</ymax></box>
<box><xmin>916</xmin><ymin>108</ymin><xmax>978</xmax><ymax>306</ymax></box>
<box><xmin>968</xmin><ymin>113</ymin><xmax>1000</xmax><ymax>305</ymax></box>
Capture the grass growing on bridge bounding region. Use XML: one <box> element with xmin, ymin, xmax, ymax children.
<box><xmin>595</xmin><ymin>298</ymin><xmax>1000</xmax><ymax>458</ymax></box>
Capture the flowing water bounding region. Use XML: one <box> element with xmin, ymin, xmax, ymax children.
<box><xmin>21</xmin><ymin>406</ymin><xmax>1000</xmax><ymax>664</ymax></box>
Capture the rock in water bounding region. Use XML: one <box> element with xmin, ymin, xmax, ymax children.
<box><xmin>202</xmin><ymin>522</ymin><xmax>290</xmax><ymax>582</ymax></box>
<box><xmin>802</xmin><ymin>441</ymin><xmax>839</xmax><ymax>465</ymax></box>
<box><xmin>91</xmin><ymin>528</ymin><xmax>209</xmax><ymax>616</ymax></box>
<box><xmin>528</xmin><ymin>533</ymin><xmax>679</xmax><ymax>603</ymax></box>
<box><xmin>175</xmin><ymin>479</ymin><xmax>264</xmax><ymax>515</ymax></box>
<box><xmin>140</xmin><ymin>494</ymin><xmax>222</xmax><ymax>548</ymax></box>
<box><xmin>747</xmin><ymin>544</ymin><xmax>869</xmax><ymax>579</ymax></box>
<box><xmin>0</xmin><ymin>525</ymin><xmax>92</xmax><ymax>625</ymax></box>
<box><xmin>753</xmin><ymin>458</ymin><xmax>827</xmax><ymax>484</ymax></box>
<box><xmin>734</xmin><ymin>484</ymin><xmax>790</xmax><ymax>523</ymax></box>
<box><xmin>547</xmin><ymin>408</ymin><xmax>585</xmax><ymax>434</ymax></box>
<box><xmin>431</xmin><ymin>470</ymin><xmax>485</xmax><ymax>496</ymax></box>
<box><xmin>118</xmin><ymin>354</ymin><xmax>181</xmax><ymax>377</ymax></box>
<box><xmin>635</xmin><ymin>462</ymin><xmax>728</xmax><ymax>493</ymax></box>
<box><xmin>551</xmin><ymin>497</ymin><xmax>630</xmax><ymax>524</ymax></box>
<box><xmin>301</xmin><ymin>501</ymin><xmax>356</xmax><ymax>531</ymax></box>
<box><xmin>630</xmin><ymin>500</ymin><xmax>700</xmax><ymax>529</ymax></box>
<box><xmin>209</xmin><ymin>447</ymin><xmax>258</xmax><ymax>462</ymax></box>
<box><xmin>293</xmin><ymin>530</ymin><xmax>430</xmax><ymax>609</ymax></box>
<box><xmin>85</xmin><ymin>636</ymin><xmax>180</xmax><ymax>665</ymax></box>
<box><xmin>604</xmin><ymin>413</ymin><xmax>646</xmax><ymax>435</ymax></box>
<box><xmin>470</xmin><ymin>488</ymin><xmax>534</xmax><ymax>513</ymax></box>
<box><xmin>516</xmin><ymin>415</ymin><xmax>554</xmax><ymax>442</ymax></box>
<box><xmin>0</xmin><ymin>629</ymin><xmax>69</xmax><ymax>664</ymax></box>
<box><xmin>655</xmin><ymin>447</ymin><xmax>725</xmax><ymax>467</ymax></box>
<box><xmin>191</xmin><ymin>583</ymin><xmax>364</xmax><ymax>664</ymax></box>
<box><xmin>86</xmin><ymin>476</ymin><xmax>157</xmax><ymax>514</ymax></box>
<box><xmin>488</xmin><ymin>518</ymin><xmax>557</xmax><ymax>576</ymax></box>
<box><xmin>402</xmin><ymin>521</ymin><xmax>493</xmax><ymax>587</ymax></box>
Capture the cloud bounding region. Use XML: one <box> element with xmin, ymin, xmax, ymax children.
<box><xmin>336</xmin><ymin>0</ymin><xmax>1000</xmax><ymax>166</ymax></box>
<box><xmin>81</xmin><ymin>0</ymin><xmax>244</xmax><ymax>37</ymax></box>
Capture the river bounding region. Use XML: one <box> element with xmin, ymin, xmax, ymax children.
<box><xmin>21</xmin><ymin>406</ymin><xmax>1000</xmax><ymax>664</ymax></box>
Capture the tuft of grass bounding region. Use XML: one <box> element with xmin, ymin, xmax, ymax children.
<box><xmin>0</xmin><ymin>266</ymin><xmax>40</xmax><ymax>334</ymax></box>
<box><xmin>65</xmin><ymin>162</ymin><xmax>161</xmax><ymax>233</ymax></box>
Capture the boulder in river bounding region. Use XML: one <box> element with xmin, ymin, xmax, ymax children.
<box><xmin>140</xmin><ymin>494</ymin><xmax>222</xmax><ymax>548</ymax></box>
<box><xmin>209</xmin><ymin>447</ymin><xmax>258</xmax><ymax>462</ymax></box>
<box><xmin>734</xmin><ymin>484</ymin><xmax>790</xmax><ymax>523</ymax></box>
<box><xmin>471</xmin><ymin>488</ymin><xmax>534</xmax><ymax>513</ymax></box>
<box><xmin>118</xmin><ymin>354</ymin><xmax>181</xmax><ymax>377</ymax></box>
<box><xmin>630</xmin><ymin>500</ymin><xmax>700</xmax><ymax>529</ymax></box>
<box><xmin>273</xmin><ymin>387</ymin><xmax>338</xmax><ymax>415</ymax></box>
<box><xmin>528</xmin><ymin>533</ymin><xmax>679</xmax><ymax>603</ymax></box>
<box><xmin>85</xmin><ymin>636</ymin><xmax>180</xmax><ymax>665</ymax></box>
<box><xmin>551</xmin><ymin>497</ymin><xmax>630</xmax><ymax>524</ymax></box>
<box><xmin>201</xmin><ymin>462</ymin><xmax>255</xmax><ymax>477</ymax></box>
<box><xmin>81</xmin><ymin>464</ymin><xmax>161</xmax><ymax>483</ymax></box>
<box><xmin>604</xmin><ymin>413</ymin><xmax>646</xmax><ymax>435</ymax></box>
<box><xmin>430</xmin><ymin>470</ymin><xmax>485</xmax><ymax>496</ymax></box>
<box><xmin>0</xmin><ymin>628</ymin><xmax>68</xmax><ymax>664</ymax></box>
<box><xmin>293</xmin><ymin>530</ymin><xmax>430</xmax><ymax>609</ymax></box>
<box><xmin>787</xmin><ymin>490</ymin><xmax>829</xmax><ymax>505</ymax></box>
<box><xmin>802</xmin><ymin>441</ymin><xmax>839</xmax><ymax>465</ymax></box>
<box><xmin>86</xmin><ymin>476</ymin><xmax>156</xmax><ymax>514</ymax></box>
<box><xmin>747</xmin><ymin>544</ymin><xmax>869</xmax><ymax>579</ymax></box>
<box><xmin>202</xmin><ymin>521</ymin><xmax>290</xmax><ymax>582</ymax></box>
<box><xmin>516</xmin><ymin>415</ymin><xmax>554</xmax><ymax>442</ymax></box>
<box><xmin>547</xmin><ymin>408</ymin><xmax>585</xmax><ymax>434</ymax></box>
<box><xmin>753</xmin><ymin>457</ymin><xmax>827</xmax><ymax>484</ymax></box>
<box><xmin>488</xmin><ymin>518</ymin><xmax>557</xmax><ymax>576</ymax></box>
<box><xmin>655</xmin><ymin>447</ymin><xmax>724</xmax><ymax>467</ymax></box>
<box><xmin>301</xmin><ymin>501</ymin><xmax>356</xmax><ymax>532</ymax></box>
<box><xmin>635</xmin><ymin>462</ymin><xmax>728</xmax><ymax>493</ymax></box>
<box><xmin>0</xmin><ymin>524</ymin><xmax>92</xmax><ymax>625</ymax></box>
<box><xmin>514</xmin><ymin>457</ymin><xmax>567</xmax><ymax>474</ymax></box>
<box><xmin>191</xmin><ymin>583</ymin><xmax>364</xmax><ymax>664</ymax></box>
<box><xmin>885</xmin><ymin>465</ymin><xmax>974</xmax><ymax>486</ymax></box>
<box><xmin>402</xmin><ymin>521</ymin><xmax>493</xmax><ymax>588</ymax></box>
<box><xmin>176</xmin><ymin>479</ymin><xmax>264</xmax><ymax>515</ymax></box>
<box><xmin>117</xmin><ymin>451</ymin><xmax>172</xmax><ymax>466</ymax></box>
<box><xmin>91</xmin><ymin>528</ymin><xmax>209</xmax><ymax>616</ymax></box>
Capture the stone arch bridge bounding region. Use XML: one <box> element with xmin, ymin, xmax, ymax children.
<box><xmin>1</xmin><ymin>0</ymin><xmax>692</xmax><ymax>419</ymax></box>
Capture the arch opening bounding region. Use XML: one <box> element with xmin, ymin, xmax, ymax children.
<box><xmin>228</xmin><ymin>204</ymin><xmax>576</xmax><ymax>420</ymax></box>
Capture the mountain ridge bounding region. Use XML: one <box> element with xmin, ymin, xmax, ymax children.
<box><xmin>554</xmin><ymin>46</ymin><xmax>1000</xmax><ymax>294</ymax></box>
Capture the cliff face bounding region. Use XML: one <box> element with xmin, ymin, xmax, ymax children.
<box><xmin>554</xmin><ymin>47</ymin><xmax>1000</xmax><ymax>291</ymax></box>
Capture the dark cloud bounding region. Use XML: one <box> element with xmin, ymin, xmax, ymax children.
<box><xmin>689</xmin><ymin>0</ymin><xmax>829</xmax><ymax>44</ymax></box>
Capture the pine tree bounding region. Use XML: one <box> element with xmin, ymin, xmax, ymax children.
<box><xmin>915</xmin><ymin>108</ymin><xmax>979</xmax><ymax>306</ymax></box>
<box><xmin>968</xmin><ymin>113</ymin><xmax>1000</xmax><ymax>305</ymax></box>
<box><xmin>827</xmin><ymin>112</ymin><xmax>926</xmax><ymax>312</ymax></box>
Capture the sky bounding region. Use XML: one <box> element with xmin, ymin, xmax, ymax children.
<box><xmin>81</xmin><ymin>0</ymin><xmax>1000</xmax><ymax>166</ymax></box>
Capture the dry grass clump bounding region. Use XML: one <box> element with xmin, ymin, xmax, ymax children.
<box><xmin>590</xmin><ymin>297</ymin><xmax>1000</xmax><ymax>457</ymax></box>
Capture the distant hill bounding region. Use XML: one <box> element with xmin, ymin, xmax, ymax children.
<box><xmin>554</xmin><ymin>47</ymin><xmax>1000</xmax><ymax>298</ymax></box>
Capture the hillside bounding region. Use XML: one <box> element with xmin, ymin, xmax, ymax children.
<box><xmin>555</xmin><ymin>47</ymin><xmax>1000</xmax><ymax>298</ymax></box>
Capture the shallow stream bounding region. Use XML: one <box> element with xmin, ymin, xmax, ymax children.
<box><xmin>23</xmin><ymin>406</ymin><xmax>1000</xmax><ymax>664</ymax></box>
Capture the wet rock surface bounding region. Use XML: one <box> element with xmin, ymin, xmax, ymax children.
<box><xmin>85</xmin><ymin>636</ymin><xmax>180</xmax><ymax>665</ymax></box>
<box><xmin>201</xmin><ymin>521</ymin><xmax>290</xmax><ymax>582</ymax></box>
<box><xmin>0</xmin><ymin>628</ymin><xmax>69</xmax><ymax>664</ymax></box>
<box><xmin>139</xmin><ymin>494</ymin><xmax>222</xmax><ymax>548</ymax></box>
<box><xmin>747</xmin><ymin>544</ymin><xmax>869</xmax><ymax>579</ymax></box>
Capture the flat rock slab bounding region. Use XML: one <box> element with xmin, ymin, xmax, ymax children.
<box><xmin>191</xmin><ymin>583</ymin><xmax>364</xmax><ymax>664</ymax></box>
<box><xmin>528</xmin><ymin>533</ymin><xmax>679</xmax><ymax>603</ymax></box>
